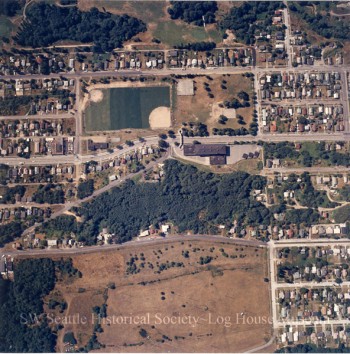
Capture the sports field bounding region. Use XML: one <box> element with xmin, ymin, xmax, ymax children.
<box><xmin>85</xmin><ymin>86</ymin><xmax>170</xmax><ymax>131</ymax></box>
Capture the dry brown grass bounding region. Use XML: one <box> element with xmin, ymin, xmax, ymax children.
<box><xmin>174</xmin><ymin>74</ymin><xmax>254</xmax><ymax>133</ymax></box>
<box><xmin>211</xmin><ymin>158</ymin><xmax>262</xmax><ymax>175</ymax></box>
<box><xmin>22</xmin><ymin>239</ymin><xmax>271</xmax><ymax>352</ymax></box>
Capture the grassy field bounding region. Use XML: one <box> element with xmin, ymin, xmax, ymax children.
<box><xmin>85</xmin><ymin>86</ymin><xmax>170</xmax><ymax>131</ymax></box>
<box><xmin>77</xmin><ymin>0</ymin><xmax>224</xmax><ymax>48</ymax></box>
<box><xmin>332</xmin><ymin>204</ymin><xmax>350</xmax><ymax>223</ymax></box>
<box><xmin>173</xmin><ymin>74</ymin><xmax>255</xmax><ymax>132</ymax></box>
<box><xmin>153</xmin><ymin>21</ymin><xmax>222</xmax><ymax>48</ymax></box>
<box><xmin>28</xmin><ymin>239</ymin><xmax>271</xmax><ymax>352</ymax></box>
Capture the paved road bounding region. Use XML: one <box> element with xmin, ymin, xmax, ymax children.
<box><xmin>282</xmin><ymin>4</ymin><xmax>293</xmax><ymax>69</ymax></box>
<box><xmin>1</xmin><ymin>64</ymin><xmax>349</xmax><ymax>82</ymax></box>
<box><xmin>246</xmin><ymin>333</ymin><xmax>277</xmax><ymax>353</ymax></box>
<box><xmin>273</xmin><ymin>239</ymin><xmax>350</xmax><ymax>247</ymax></box>
<box><xmin>263</xmin><ymin>166</ymin><xmax>350</xmax><ymax>175</ymax></box>
<box><xmin>0</xmin><ymin>113</ymin><xmax>73</xmax><ymax>120</ymax></box>
<box><xmin>1</xmin><ymin>234</ymin><xmax>265</xmax><ymax>257</ymax></box>
<box><xmin>274</xmin><ymin>280</ymin><xmax>350</xmax><ymax>289</ymax></box>
<box><xmin>275</xmin><ymin>318</ymin><xmax>350</xmax><ymax>328</ymax></box>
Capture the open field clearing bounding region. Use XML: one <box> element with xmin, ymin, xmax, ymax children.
<box><xmin>173</xmin><ymin>74</ymin><xmax>254</xmax><ymax>132</ymax></box>
<box><xmin>77</xmin><ymin>0</ymin><xmax>224</xmax><ymax>48</ymax></box>
<box><xmin>18</xmin><ymin>239</ymin><xmax>271</xmax><ymax>352</ymax></box>
<box><xmin>84</xmin><ymin>86</ymin><xmax>170</xmax><ymax>131</ymax></box>
<box><xmin>97</xmin><ymin>240</ymin><xmax>271</xmax><ymax>353</ymax></box>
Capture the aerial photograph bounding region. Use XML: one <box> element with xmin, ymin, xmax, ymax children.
<box><xmin>0</xmin><ymin>0</ymin><xmax>350</xmax><ymax>353</ymax></box>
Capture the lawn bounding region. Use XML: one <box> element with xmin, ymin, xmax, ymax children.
<box><xmin>154</xmin><ymin>21</ymin><xmax>222</xmax><ymax>47</ymax></box>
<box><xmin>85</xmin><ymin>86</ymin><xmax>170</xmax><ymax>131</ymax></box>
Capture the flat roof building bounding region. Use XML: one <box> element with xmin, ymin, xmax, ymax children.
<box><xmin>183</xmin><ymin>144</ymin><xmax>228</xmax><ymax>165</ymax></box>
<box><xmin>183</xmin><ymin>144</ymin><xmax>227</xmax><ymax>157</ymax></box>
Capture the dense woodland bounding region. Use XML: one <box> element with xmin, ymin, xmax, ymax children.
<box><xmin>39</xmin><ymin>159</ymin><xmax>324</xmax><ymax>245</ymax></box>
<box><xmin>40</xmin><ymin>160</ymin><xmax>271</xmax><ymax>244</ymax></box>
<box><xmin>77</xmin><ymin>179</ymin><xmax>94</xmax><ymax>199</ymax></box>
<box><xmin>0</xmin><ymin>259</ymin><xmax>56</xmax><ymax>352</ymax></box>
<box><xmin>0</xmin><ymin>0</ymin><xmax>21</xmax><ymax>17</ymax></box>
<box><xmin>0</xmin><ymin>221</ymin><xmax>23</xmax><ymax>247</ymax></box>
<box><xmin>32</xmin><ymin>184</ymin><xmax>65</xmax><ymax>204</ymax></box>
<box><xmin>289</xmin><ymin>2</ymin><xmax>350</xmax><ymax>41</ymax></box>
<box><xmin>167</xmin><ymin>1</ymin><xmax>218</xmax><ymax>26</ymax></box>
<box><xmin>15</xmin><ymin>4</ymin><xmax>146</xmax><ymax>52</ymax></box>
<box><xmin>220</xmin><ymin>2</ymin><xmax>285</xmax><ymax>44</ymax></box>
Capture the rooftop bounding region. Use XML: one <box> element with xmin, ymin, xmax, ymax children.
<box><xmin>183</xmin><ymin>144</ymin><xmax>227</xmax><ymax>157</ymax></box>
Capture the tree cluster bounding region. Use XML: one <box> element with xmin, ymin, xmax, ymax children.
<box><xmin>0</xmin><ymin>221</ymin><xmax>23</xmax><ymax>247</ymax></box>
<box><xmin>77</xmin><ymin>179</ymin><xmax>94</xmax><ymax>199</ymax></box>
<box><xmin>167</xmin><ymin>1</ymin><xmax>218</xmax><ymax>26</ymax></box>
<box><xmin>0</xmin><ymin>0</ymin><xmax>21</xmax><ymax>17</ymax></box>
<box><xmin>289</xmin><ymin>2</ymin><xmax>350</xmax><ymax>40</ymax></box>
<box><xmin>174</xmin><ymin>41</ymin><xmax>216</xmax><ymax>51</ymax></box>
<box><xmin>15</xmin><ymin>3</ymin><xmax>147</xmax><ymax>52</ymax></box>
<box><xmin>0</xmin><ymin>96</ymin><xmax>32</xmax><ymax>116</ymax></box>
<box><xmin>40</xmin><ymin>160</ymin><xmax>272</xmax><ymax>244</ymax></box>
<box><xmin>0</xmin><ymin>258</ymin><xmax>56</xmax><ymax>352</ymax></box>
<box><xmin>220</xmin><ymin>1</ymin><xmax>285</xmax><ymax>44</ymax></box>
<box><xmin>32</xmin><ymin>184</ymin><xmax>65</xmax><ymax>204</ymax></box>
<box><xmin>0</xmin><ymin>185</ymin><xmax>26</xmax><ymax>204</ymax></box>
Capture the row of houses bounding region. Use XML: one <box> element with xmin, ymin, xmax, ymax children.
<box><xmin>261</xmin><ymin>104</ymin><xmax>345</xmax><ymax>133</ymax></box>
<box><xmin>168</xmin><ymin>48</ymin><xmax>254</xmax><ymax>68</ymax></box>
<box><xmin>3</xmin><ymin>164</ymin><xmax>75</xmax><ymax>184</ymax></box>
<box><xmin>83</xmin><ymin>145</ymin><xmax>161</xmax><ymax>175</ymax></box>
<box><xmin>278</xmin><ymin>287</ymin><xmax>350</xmax><ymax>322</ymax></box>
<box><xmin>0</xmin><ymin>136</ymin><xmax>74</xmax><ymax>157</ymax></box>
<box><xmin>0</xmin><ymin>53</ymin><xmax>72</xmax><ymax>76</ymax></box>
<box><xmin>311</xmin><ymin>223</ymin><xmax>348</xmax><ymax>237</ymax></box>
<box><xmin>0</xmin><ymin>207</ymin><xmax>51</xmax><ymax>223</ymax></box>
<box><xmin>0</xmin><ymin>119</ymin><xmax>67</xmax><ymax>139</ymax></box>
<box><xmin>279</xmin><ymin>325</ymin><xmax>350</xmax><ymax>347</ymax></box>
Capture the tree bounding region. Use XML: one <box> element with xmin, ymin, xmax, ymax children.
<box><xmin>237</xmin><ymin>90</ymin><xmax>249</xmax><ymax>101</ymax></box>
<box><xmin>218</xmin><ymin>115</ymin><xmax>228</xmax><ymax>125</ymax></box>
<box><xmin>158</xmin><ymin>139</ymin><xmax>169</xmax><ymax>149</ymax></box>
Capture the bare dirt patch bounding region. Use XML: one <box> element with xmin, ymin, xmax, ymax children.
<box><xmin>177</xmin><ymin>79</ymin><xmax>194</xmax><ymax>96</ymax></box>
<box><xmin>90</xmin><ymin>89</ymin><xmax>103</xmax><ymax>103</ymax></box>
<box><xmin>149</xmin><ymin>106</ymin><xmax>171</xmax><ymax>129</ymax></box>
<box><xmin>212</xmin><ymin>103</ymin><xmax>236</xmax><ymax>120</ymax></box>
